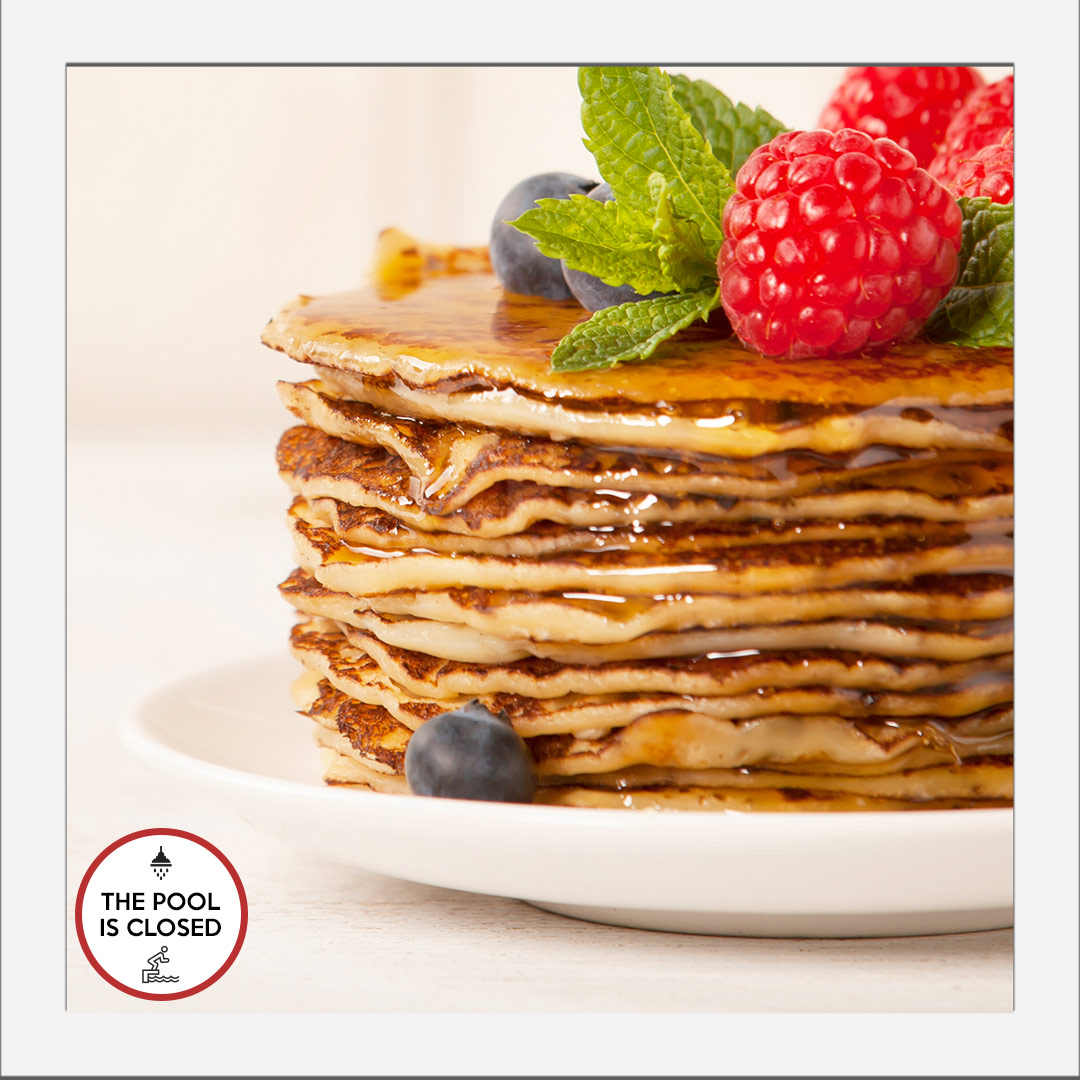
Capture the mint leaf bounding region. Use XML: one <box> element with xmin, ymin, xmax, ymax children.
<box><xmin>670</xmin><ymin>74</ymin><xmax>788</xmax><ymax>175</ymax></box>
<box><xmin>579</xmin><ymin>67</ymin><xmax>733</xmax><ymax>256</ymax></box>
<box><xmin>510</xmin><ymin>194</ymin><xmax>674</xmax><ymax>294</ymax></box>
<box><xmin>649</xmin><ymin>175</ymin><xmax>715</xmax><ymax>291</ymax></box>
<box><xmin>551</xmin><ymin>288</ymin><xmax>720</xmax><ymax>371</ymax></box>
<box><xmin>926</xmin><ymin>198</ymin><xmax>1014</xmax><ymax>347</ymax></box>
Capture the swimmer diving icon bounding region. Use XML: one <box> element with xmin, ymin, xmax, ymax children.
<box><xmin>142</xmin><ymin>945</ymin><xmax>180</xmax><ymax>984</ymax></box>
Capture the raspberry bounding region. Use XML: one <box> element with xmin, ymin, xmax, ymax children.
<box><xmin>948</xmin><ymin>130</ymin><xmax>1014</xmax><ymax>204</ymax></box>
<box><xmin>819</xmin><ymin>66</ymin><xmax>984</xmax><ymax>170</ymax></box>
<box><xmin>929</xmin><ymin>75</ymin><xmax>1013</xmax><ymax>184</ymax></box>
<box><xmin>718</xmin><ymin>128</ymin><xmax>963</xmax><ymax>359</ymax></box>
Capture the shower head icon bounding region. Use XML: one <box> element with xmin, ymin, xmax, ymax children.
<box><xmin>150</xmin><ymin>847</ymin><xmax>172</xmax><ymax>880</ymax></box>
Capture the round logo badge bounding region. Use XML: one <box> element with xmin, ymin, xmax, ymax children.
<box><xmin>75</xmin><ymin>828</ymin><xmax>247</xmax><ymax>1000</ymax></box>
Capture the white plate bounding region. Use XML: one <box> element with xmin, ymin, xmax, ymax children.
<box><xmin>122</xmin><ymin>656</ymin><xmax>1013</xmax><ymax>938</ymax></box>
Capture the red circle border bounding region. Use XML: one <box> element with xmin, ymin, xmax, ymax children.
<box><xmin>75</xmin><ymin>828</ymin><xmax>248</xmax><ymax>1002</ymax></box>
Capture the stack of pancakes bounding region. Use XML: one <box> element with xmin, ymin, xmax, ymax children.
<box><xmin>263</xmin><ymin>261</ymin><xmax>1013</xmax><ymax>811</ymax></box>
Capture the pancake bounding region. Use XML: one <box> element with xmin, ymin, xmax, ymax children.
<box><xmin>335</xmin><ymin>608</ymin><xmax>1012</xmax><ymax>664</ymax></box>
<box><xmin>298</xmin><ymin>671</ymin><xmax>1010</xmax><ymax>795</ymax></box>
<box><xmin>260</xmin><ymin>272</ymin><xmax>1012</xmax><ymax>456</ymax></box>
<box><xmin>281</xmin><ymin>568</ymin><xmax>1014</xmax><ymax>641</ymax></box>
<box><xmin>280</xmin><ymin>448</ymin><xmax>1013</xmax><ymax>538</ymax></box>
<box><xmin>293</xmin><ymin>671</ymin><xmax>408</xmax><ymax>774</ymax></box>
<box><xmin>281</xmin><ymin>381</ymin><xmax>1013</xmax><ymax>510</ymax></box>
<box><xmin>289</xmin><ymin>497</ymin><xmax>1013</xmax><ymax>597</ymax></box>
<box><xmin>317</xmin><ymin>360</ymin><xmax>1014</xmax><ymax>457</ymax></box>
<box><xmin>278</xmin><ymin>423</ymin><xmax>1014</xmax><ymax>522</ymax></box>
<box><xmin>539</xmin><ymin>759</ymin><xmax>1013</xmax><ymax>800</ymax></box>
<box><xmin>306</xmin><ymin>496</ymin><xmax>1012</xmax><ymax>557</ymax></box>
<box><xmin>316</xmin><ymin>732</ymin><xmax>410</xmax><ymax>793</ymax></box>
<box><xmin>280</xmin><ymin>569</ymin><xmax>1013</xmax><ymax>643</ymax></box>
<box><xmin>529</xmin><ymin>707</ymin><xmax>1012</xmax><ymax>775</ymax></box>
<box><xmin>332</xmin><ymin>625</ymin><xmax>1014</xmax><ymax>701</ymax></box>
<box><xmin>316</xmin><ymin>739</ymin><xmax>1012</xmax><ymax>810</ymax></box>
<box><xmin>533</xmin><ymin>785</ymin><xmax>1012</xmax><ymax>811</ymax></box>
<box><xmin>289</xmin><ymin>618</ymin><xmax>1014</xmax><ymax>735</ymax></box>
<box><xmin>277</xmin><ymin>426</ymin><xmax>1013</xmax><ymax>537</ymax></box>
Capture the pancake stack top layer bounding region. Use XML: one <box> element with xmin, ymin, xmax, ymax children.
<box><xmin>264</xmin><ymin>266</ymin><xmax>1013</xmax><ymax>811</ymax></box>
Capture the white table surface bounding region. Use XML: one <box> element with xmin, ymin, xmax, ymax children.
<box><xmin>66</xmin><ymin>431</ymin><xmax>1013</xmax><ymax>1013</ymax></box>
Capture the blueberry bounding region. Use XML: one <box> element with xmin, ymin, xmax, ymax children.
<box><xmin>561</xmin><ymin>182</ymin><xmax>669</xmax><ymax>312</ymax></box>
<box><xmin>490</xmin><ymin>172</ymin><xmax>596</xmax><ymax>299</ymax></box>
<box><xmin>404</xmin><ymin>700</ymin><xmax>537</xmax><ymax>804</ymax></box>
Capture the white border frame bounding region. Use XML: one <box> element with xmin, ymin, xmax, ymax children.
<box><xmin>3</xmin><ymin>0</ymin><xmax>1078</xmax><ymax>1075</ymax></box>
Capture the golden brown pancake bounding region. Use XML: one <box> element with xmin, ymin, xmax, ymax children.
<box><xmin>261</xmin><ymin>273</ymin><xmax>1012</xmax><ymax>455</ymax></box>
<box><xmin>280</xmin><ymin>568</ymin><xmax>1014</xmax><ymax>643</ymax></box>
<box><xmin>289</xmin><ymin>497</ymin><xmax>1013</xmax><ymax>597</ymax></box>
<box><xmin>278</xmin><ymin>423</ymin><xmax>1014</xmax><ymax>521</ymax></box>
<box><xmin>281</xmin><ymin>568</ymin><xmax>1014</xmax><ymax>641</ymax></box>
<box><xmin>288</xmin><ymin>617</ymin><xmax>1014</xmax><ymax>736</ymax></box>
<box><xmin>294</xmin><ymin>673</ymin><xmax>408</xmax><ymax>775</ymax></box>
<box><xmin>279</xmin><ymin>438</ymin><xmax>1013</xmax><ymax>537</ymax></box>
<box><xmin>538</xmin><ymin>760</ymin><xmax>1013</xmax><ymax>800</ymax></box>
<box><xmin>305</xmin><ymin>496</ymin><xmax>1012</xmax><ymax>558</ymax></box>
<box><xmin>327</xmin><ymin>624</ymin><xmax>1014</xmax><ymax>702</ymax></box>
<box><xmin>317</xmin><ymin>734</ymin><xmax>410</xmax><ymax>793</ymax></box>
<box><xmin>533</xmin><ymin>786</ymin><xmax>1012</xmax><ymax>812</ymax></box>
<box><xmin>334</xmin><ymin>608</ymin><xmax>1012</xmax><ymax>664</ymax></box>
<box><xmin>528</xmin><ymin>707</ymin><xmax>1012</xmax><ymax>775</ymax></box>
<box><xmin>281</xmin><ymin>381</ymin><xmax>1013</xmax><ymax>511</ymax></box>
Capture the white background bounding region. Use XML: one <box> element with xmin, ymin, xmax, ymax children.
<box><xmin>3</xmin><ymin>0</ymin><xmax>1079</xmax><ymax>1076</ymax></box>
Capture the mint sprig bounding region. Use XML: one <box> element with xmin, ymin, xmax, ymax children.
<box><xmin>510</xmin><ymin>66</ymin><xmax>786</xmax><ymax>370</ymax></box>
<box><xmin>669</xmin><ymin>74</ymin><xmax>788</xmax><ymax>175</ymax></box>
<box><xmin>650</xmin><ymin>175</ymin><xmax>717</xmax><ymax>291</ymax></box>
<box><xmin>551</xmin><ymin>288</ymin><xmax>721</xmax><ymax>372</ymax></box>
<box><xmin>579</xmin><ymin>66</ymin><xmax>732</xmax><ymax>252</ymax></box>
<box><xmin>927</xmin><ymin>197</ymin><xmax>1014</xmax><ymax>348</ymax></box>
